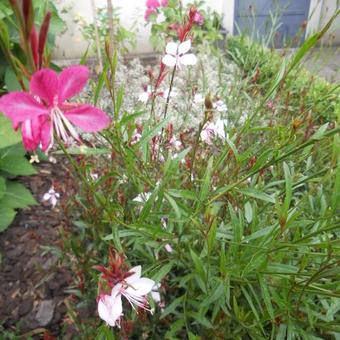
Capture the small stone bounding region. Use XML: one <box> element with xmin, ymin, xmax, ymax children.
<box><xmin>19</xmin><ymin>297</ymin><xmax>34</xmax><ymax>316</ymax></box>
<box><xmin>36</xmin><ymin>300</ymin><xmax>55</xmax><ymax>326</ymax></box>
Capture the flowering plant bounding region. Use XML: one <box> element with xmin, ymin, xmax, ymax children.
<box><xmin>144</xmin><ymin>0</ymin><xmax>224</xmax><ymax>52</ymax></box>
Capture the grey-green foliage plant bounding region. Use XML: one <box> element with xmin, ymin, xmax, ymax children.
<box><xmin>60</xmin><ymin>10</ymin><xmax>340</xmax><ymax>340</ymax></box>
<box><xmin>75</xmin><ymin>6</ymin><xmax>136</xmax><ymax>56</ymax></box>
<box><xmin>0</xmin><ymin>114</ymin><xmax>37</xmax><ymax>232</ymax></box>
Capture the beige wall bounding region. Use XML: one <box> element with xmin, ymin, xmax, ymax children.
<box><xmin>53</xmin><ymin>0</ymin><xmax>339</xmax><ymax>60</ymax></box>
<box><xmin>53</xmin><ymin>0</ymin><xmax>223</xmax><ymax>59</ymax></box>
<box><xmin>319</xmin><ymin>0</ymin><xmax>340</xmax><ymax>45</ymax></box>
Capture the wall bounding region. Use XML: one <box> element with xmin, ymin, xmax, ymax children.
<box><xmin>53</xmin><ymin>0</ymin><xmax>339</xmax><ymax>60</ymax></box>
<box><xmin>53</xmin><ymin>0</ymin><xmax>223</xmax><ymax>59</ymax></box>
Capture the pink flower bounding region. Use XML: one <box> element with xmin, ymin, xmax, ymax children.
<box><xmin>144</xmin><ymin>8</ymin><xmax>157</xmax><ymax>20</ymax></box>
<box><xmin>193</xmin><ymin>11</ymin><xmax>204</xmax><ymax>25</ymax></box>
<box><xmin>146</xmin><ymin>0</ymin><xmax>160</xmax><ymax>8</ymax></box>
<box><xmin>0</xmin><ymin>66</ymin><xmax>111</xmax><ymax>152</ymax></box>
<box><xmin>161</xmin><ymin>0</ymin><xmax>168</xmax><ymax>6</ymax></box>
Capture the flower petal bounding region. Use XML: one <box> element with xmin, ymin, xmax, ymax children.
<box><xmin>39</xmin><ymin>115</ymin><xmax>52</xmax><ymax>151</ymax></box>
<box><xmin>162</xmin><ymin>55</ymin><xmax>177</xmax><ymax>67</ymax></box>
<box><xmin>21</xmin><ymin>116</ymin><xmax>45</xmax><ymax>151</ymax></box>
<box><xmin>30</xmin><ymin>68</ymin><xmax>58</xmax><ymax>105</ymax></box>
<box><xmin>126</xmin><ymin>266</ymin><xmax>142</xmax><ymax>283</ymax></box>
<box><xmin>0</xmin><ymin>92</ymin><xmax>49</xmax><ymax>127</ymax></box>
<box><xmin>179</xmin><ymin>54</ymin><xmax>197</xmax><ymax>66</ymax></box>
<box><xmin>98</xmin><ymin>294</ymin><xmax>122</xmax><ymax>327</ymax></box>
<box><xmin>58</xmin><ymin>65</ymin><xmax>89</xmax><ymax>102</ymax></box>
<box><xmin>64</xmin><ymin>104</ymin><xmax>111</xmax><ymax>132</ymax></box>
<box><xmin>125</xmin><ymin>277</ymin><xmax>155</xmax><ymax>296</ymax></box>
<box><xmin>178</xmin><ymin>40</ymin><xmax>191</xmax><ymax>54</ymax></box>
<box><xmin>165</xmin><ymin>42</ymin><xmax>178</xmax><ymax>55</ymax></box>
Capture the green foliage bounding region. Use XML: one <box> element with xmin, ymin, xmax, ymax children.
<box><xmin>75</xmin><ymin>6</ymin><xmax>136</xmax><ymax>56</ymax></box>
<box><xmin>0</xmin><ymin>114</ymin><xmax>37</xmax><ymax>232</ymax></box>
<box><xmin>147</xmin><ymin>0</ymin><xmax>224</xmax><ymax>52</ymax></box>
<box><xmin>0</xmin><ymin>0</ymin><xmax>65</xmax><ymax>92</ymax></box>
<box><xmin>56</xmin><ymin>6</ymin><xmax>340</xmax><ymax>339</ymax></box>
<box><xmin>226</xmin><ymin>35</ymin><xmax>340</xmax><ymax>122</ymax></box>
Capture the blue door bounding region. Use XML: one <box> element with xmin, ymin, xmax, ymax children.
<box><xmin>234</xmin><ymin>0</ymin><xmax>311</xmax><ymax>47</ymax></box>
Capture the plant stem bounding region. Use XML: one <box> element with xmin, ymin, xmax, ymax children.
<box><xmin>163</xmin><ymin>66</ymin><xmax>176</xmax><ymax>119</ymax></box>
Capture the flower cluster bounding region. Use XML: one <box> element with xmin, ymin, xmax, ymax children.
<box><xmin>95</xmin><ymin>251</ymin><xmax>156</xmax><ymax>328</ymax></box>
<box><xmin>144</xmin><ymin>0</ymin><xmax>168</xmax><ymax>20</ymax></box>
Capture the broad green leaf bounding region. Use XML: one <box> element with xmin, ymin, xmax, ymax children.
<box><xmin>1</xmin><ymin>181</ymin><xmax>37</xmax><ymax>209</ymax></box>
<box><xmin>0</xmin><ymin>114</ymin><xmax>21</xmax><ymax>149</ymax></box>
<box><xmin>0</xmin><ymin>177</ymin><xmax>6</xmax><ymax>200</ymax></box>
<box><xmin>0</xmin><ymin>206</ymin><xmax>16</xmax><ymax>232</ymax></box>
<box><xmin>0</xmin><ymin>146</ymin><xmax>37</xmax><ymax>175</ymax></box>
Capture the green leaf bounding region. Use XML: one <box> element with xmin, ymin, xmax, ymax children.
<box><xmin>237</xmin><ymin>188</ymin><xmax>275</xmax><ymax>204</ymax></box>
<box><xmin>283</xmin><ymin>162</ymin><xmax>293</xmax><ymax>215</ymax></box>
<box><xmin>160</xmin><ymin>295</ymin><xmax>184</xmax><ymax>319</ymax></box>
<box><xmin>0</xmin><ymin>114</ymin><xmax>21</xmax><ymax>149</ymax></box>
<box><xmin>258</xmin><ymin>275</ymin><xmax>274</xmax><ymax>320</ymax></box>
<box><xmin>0</xmin><ymin>144</ymin><xmax>37</xmax><ymax>176</ymax></box>
<box><xmin>0</xmin><ymin>206</ymin><xmax>16</xmax><ymax>232</ymax></box>
<box><xmin>190</xmin><ymin>249</ymin><xmax>206</xmax><ymax>282</ymax></box>
<box><xmin>0</xmin><ymin>177</ymin><xmax>6</xmax><ymax>200</ymax></box>
<box><xmin>152</xmin><ymin>261</ymin><xmax>174</xmax><ymax>283</ymax></box>
<box><xmin>244</xmin><ymin>201</ymin><xmax>253</xmax><ymax>223</ymax></box>
<box><xmin>1</xmin><ymin>181</ymin><xmax>37</xmax><ymax>209</ymax></box>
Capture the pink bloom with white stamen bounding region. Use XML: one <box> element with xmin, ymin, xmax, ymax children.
<box><xmin>0</xmin><ymin>66</ymin><xmax>111</xmax><ymax>152</ymax></box>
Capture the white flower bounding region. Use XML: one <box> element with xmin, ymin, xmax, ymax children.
<box><xmin>168</xmin><ymin>136</ymin><xmax>182</xmax><ymax>150</ymax></box>
<box><xmin>97</xmin><ymin>292</ymin><xmax>123</xmax><ymax>327</ymax></box>
<box><xmin>29</xmin><ymin>154</ymin><xmax>40</xmax><ymax>164</ymax></box>
<box><xmin>133</xmin><ymin>192</ymin><xmax>152</xmax><ymax>203</ymax></box>
<box><xmin>213</xmin><ymin>100</ymin><xmax>227</xmax><ymax>112</ymax></box>
<box><xmin>112</xmin><ymin>266</ymin><xmax>155</xmax><ymax>312</ymax></box>
<box><xmin>42</xmin><ymin>186</ymin><xmax>60</xmax><ymax>208</ymax></box>
<box><xmin>98</xmin><ymin>266</ymin><xmax>155</xmax><ymax>327</ymax></box>
<box><xmin>200</xmin><ymin>122</ymin><xmax>215</xmax><ymax>144</ymax></box>
<box><xmin>138</xmin><ymin>86</ymin><xmax>152</xmax><ymax>103</ymax></box>
<box><xmin>151</xmin><ymin>284</ymin><xmax>161</xmax><ymax>304</ymax></box>
<box><xmin>201</xmin><ymin>120</ymin><xmax>228</xmax><ymax>144</ymax></box>
<box><xmin>131</xmin><ymin>130</ymin><xmax>142</xmax><ymax>145</ymax></box>
<box><xmin>193</xmin><ymin>93</ymin><xmax>204</xmax><ymax>104</ymax></box>
<box><xmin>90</xmin><ymin>172</ymin><xmax>99</xmax><ymax>181</ymax></box>
<box><xmin>214</xmin><ymin>119</ymin><xmax>228</xmax><ymax>139</ymax></box>
<box><xmin>48</xmin><ymin>156</ymin><xmax>57</xmax><ymax>164</ymax></box>
<box><xmin>164</xmin><ymin>244</ymin><xmax>173</xmax><ymax>253</ymax></box>
<box><xmin>162</xmin><ymin>40</ymin><xmax>197</xmax><ymax>68</ymax></box>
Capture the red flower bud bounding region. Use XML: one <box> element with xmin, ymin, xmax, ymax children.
<box><xmin>38</xmin><ymin>11</ymin><xmax>51</xmax><ymax>68</ymax></box>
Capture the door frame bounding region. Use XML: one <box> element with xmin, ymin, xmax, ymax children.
<box><xmin>221</xmin><ymin>0</ymin><xmax>323</xmax><ymax>38</ymax></box>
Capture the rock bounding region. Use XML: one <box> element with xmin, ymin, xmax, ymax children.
<box><xmin>36</xmin><ymin>300</ymin><xmax>55</xmax><ymax>326</ymax></box>
<box><xmin>19</xmin><ymin>297</ymin><xmax>34</xmax><ymax>316</ymax></box>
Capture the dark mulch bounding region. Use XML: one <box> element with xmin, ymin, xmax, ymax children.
<box><xmin>0</xmin><ymin>156</ymin><xmax>77</xmax><ymax>338</ymax></box>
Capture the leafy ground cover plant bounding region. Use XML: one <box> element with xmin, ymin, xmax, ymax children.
<box><xmin>226</xmin><ymin>35</ymin><xmax>340</xmax><ymax>123</ymax></box>
<box><xmin>0</xmin><ymin>113</ymin><xmax>37</xmax><ymax>231</ymax></box>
